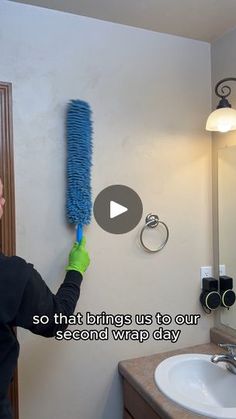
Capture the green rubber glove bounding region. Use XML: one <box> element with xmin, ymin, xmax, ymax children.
<box><xmin>66</xmin><ymin>237</ymin><xmax>90</xmax><ymax>275</ymax></box>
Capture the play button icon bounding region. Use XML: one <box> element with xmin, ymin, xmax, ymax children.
<box><xmin>93</xmin><ymin>185</ymin><xmax>143</xmax><ymax>234</ymax></box>
<box><xmin>110</xmin><ymin>201</ymin><xmax>128</xmax><ymax>219</ymax></box>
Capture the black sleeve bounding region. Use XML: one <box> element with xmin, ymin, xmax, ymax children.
<box><xmin>12</xmin><ymin>265</ymin><xmax>83</xmax><ymax>337</ymax></box>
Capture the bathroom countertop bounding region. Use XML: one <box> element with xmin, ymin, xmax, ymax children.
<box><xmin>118</xmin><ymin>342</ymin><xmax>223</xmax><ymax>419</ymax></box>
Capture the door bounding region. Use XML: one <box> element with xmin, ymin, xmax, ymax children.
<box><xmin>0</xmin><ymin>82</ymin><xmax>19</xmax><ymax>419</ymax></box>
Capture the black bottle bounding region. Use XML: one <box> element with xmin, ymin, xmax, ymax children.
<box><xmin>220</xmin><ymin>276</ymin><xmax>236</xmax><ymax>308</ymax></box>
<box><xmin>200</xmin><ymin>277</ymin><xmax>221</xmax><ymax>311</ymax></box>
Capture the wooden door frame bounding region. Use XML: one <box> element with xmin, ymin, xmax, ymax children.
<box><xmin>0</xmin><ymin>81</ymin><xmax>19</xmax><ymax>419</ymax></box>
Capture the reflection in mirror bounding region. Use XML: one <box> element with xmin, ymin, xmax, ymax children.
<box><xmin>218</xmin><ymin>145</ymin><xmax>236</xmax><ymax>329</ymax></box>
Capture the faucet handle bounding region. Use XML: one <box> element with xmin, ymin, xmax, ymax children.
<box><xmin>219</xmin><ymin>343</ymin><xmax>236</xmax><ymax>355</ymax></box>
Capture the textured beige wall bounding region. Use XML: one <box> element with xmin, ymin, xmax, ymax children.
<box><xmin>211</xmin><ymin>28</ymin><xmax>236</xmax><ymax>332</ymax></box>
<box><xmin>1</xmin><ymin>1</ymin><xmax>212</xmax><ymax>418</ymax></box>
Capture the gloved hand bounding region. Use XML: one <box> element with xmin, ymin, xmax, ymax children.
<box><xmin>66</xmin><ymin>237</ymin><xmax>90</xmax><ymax>275</ymax></box>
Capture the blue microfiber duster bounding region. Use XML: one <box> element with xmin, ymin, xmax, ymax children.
<box><xmin>66</xmin><ymin>100</ymin><xmax>93</xmax><ymax>242</ymax></box>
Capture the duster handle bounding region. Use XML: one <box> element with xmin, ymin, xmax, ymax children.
<box><xmin>76</xmin><ymin>224</ymin><xmax>83</xmax><ymax>243</ymax></box>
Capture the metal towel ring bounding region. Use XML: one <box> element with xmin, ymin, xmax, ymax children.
<box><xmin>140</xmin><ymin>213</ymin><xmax>169</xmax><ymax>253</ymax></box>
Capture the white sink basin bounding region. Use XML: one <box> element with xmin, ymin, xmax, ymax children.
<box><xmin>154</xmin><ymin>354</ymin><xmax>236</xmax><ymax>418</ymax></box>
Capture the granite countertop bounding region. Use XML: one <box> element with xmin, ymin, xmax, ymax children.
<box><xmin>118</xmin><ymin>342</ymin><xmax>224</xmax><ymax>419</ymax></box>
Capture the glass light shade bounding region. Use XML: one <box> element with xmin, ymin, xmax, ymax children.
<box><xmin>206</xmin><ymin>107</ymin><xmax>236</xmax><ymax>132</ymax></box>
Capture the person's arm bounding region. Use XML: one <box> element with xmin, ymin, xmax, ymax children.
<box><xmin>12</xmin><ymin>238</ymin><xmax>90</xmax><ymax>337</ymax></box>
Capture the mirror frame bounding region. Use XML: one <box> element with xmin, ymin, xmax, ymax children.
<box><xmin>0</xmin><ymin>81</ymin><xmax>19</xmax><ymax>419</ymax></box>
<box><xmin>212</xmin><ymin>131</ymin><xmax>236</xmax><ymax>337</ymax></box>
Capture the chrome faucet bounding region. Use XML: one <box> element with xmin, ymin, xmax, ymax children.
<box><xmin>211</xmin><ymin>343</ymin><xmax>236</xmax><ymax>374</ymax></box>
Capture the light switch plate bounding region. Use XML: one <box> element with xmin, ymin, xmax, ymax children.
<box><xmin>200</xmin><ymin>266</ymin><xmax>213</xmax><ymax>287</ymax></box>
<box><xmin>219</xmin><ymin>264</ymin><xmax>226</xmax><ymax>276</ymax></box>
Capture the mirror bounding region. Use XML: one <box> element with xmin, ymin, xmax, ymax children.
<box><xmin>218</xmin><ymin>145</ymin><xmax>236</xmax><ymax>329</ymax></box>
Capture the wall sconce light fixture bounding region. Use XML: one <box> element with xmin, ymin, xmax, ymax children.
<box><xmin>206</xmin><ymin>77</ymin><xmax>236</xmax><ymax>132</ymax></box>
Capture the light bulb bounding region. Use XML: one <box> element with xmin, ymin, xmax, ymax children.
<box><xmin>217</xmin><ymin>121</ymin><xmax>232</xmax><ymax>133</ymax></box>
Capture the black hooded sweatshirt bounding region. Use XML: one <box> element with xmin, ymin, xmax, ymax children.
<box><xmin>0</xmin><ymin>253</ymin><xmax>83</xmax><ymax>419</ymax></box>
